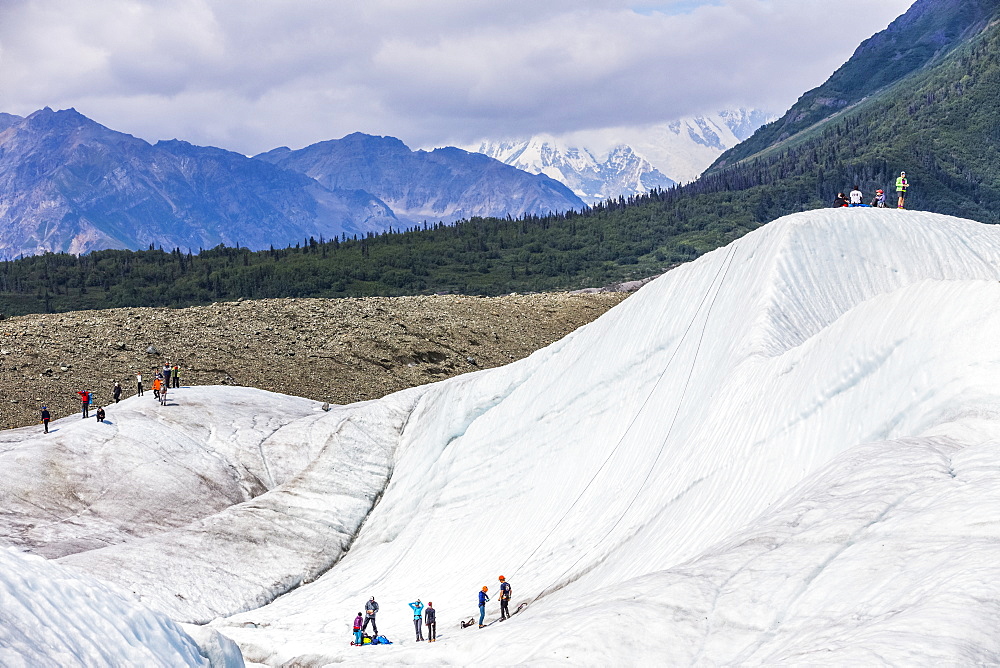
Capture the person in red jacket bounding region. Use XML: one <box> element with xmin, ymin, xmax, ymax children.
<box><xmin>76</xmin><ymin>390</ymin><xmax>90</xmax><ymax>418</ymax></box>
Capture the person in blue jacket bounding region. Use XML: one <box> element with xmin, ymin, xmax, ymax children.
<box><xmin>409</xmin><ymin>599</ymin><xmax>424</xmax><ymax>641</ymax></box>
<box><xmin>478</xmin><ymin>586</ymin><xmax>490</xmax><ymax>628</ymax></box>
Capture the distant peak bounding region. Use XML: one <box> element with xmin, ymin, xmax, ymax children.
<box><xmin>339</xmin><ymin>132</ymin><xmax>410</xmax><ymax>149</ymax></box>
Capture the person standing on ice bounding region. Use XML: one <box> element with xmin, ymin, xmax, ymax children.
<box><xmin>136</xmin><ymin>372</ymin><xmax>144</xmax><ymax>397</ymax></box>
<box><xmin>152</xmin><ymin>376</ymin><xmax>162</xmax><ymax>401</ymax></box>
<box><xmin>113</xmin><ymin>381</ymin><xmax>122</xmax><ymax>403</ymax></box>
<box><xmin>362</xmin><ymin>597</ymin><xmax>379</xmax><ymax>636</ymax></box>
<box><xmin>172</xmin><ymin>365</ymin><xmax>180</xmax><ymax>388</ymax></box>
<box><xmin>76</xmin><ymin>390</ymin><xmax>90</xmax><ymax>418</ymax></box>
<box><xmin>40</xmin><ymin>406</ymin><xmax>50</xmax><ymax>433</ymax></box>
<box><xmin>409</xmin><ymin>599</ymin><xmax>424</xmax><ymax>641</ymax></box>
<box><xmin>896</xmin><ymin>171</ymin><xmax>909</xmax><ymax>209</ymax></box>
<box><xmin>352</xmin><ymin>612</ymin><xmax>363</xmax><ymax>645</ymax></box>
<box><xmin>162</xmin><ymin>364</ymin><xmax>172</xmax><ymax>388</ymax></box>
<box><xmin>425</xmin><ymin>602</ymin><xmax>436</xmax><ymax>642</ymax></box>
<box><xmin>498</xmin><ymin>575</ymin><xmax>512</xmax><ymax>621</ymax></box>
<box><xmin>478</xmin><ymin>586</ymin><xmax>490</xmax><ymax>628</ymax></box>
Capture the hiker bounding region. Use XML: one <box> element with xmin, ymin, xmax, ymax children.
<box><xmin>409</xmin><ymin>599</ymin><xmax>424</xmax><ymax>641</ymax></box>
<box><xmin>478</xmin><ymin>586</ymin><xmax>489</xmax><ymax>628</ymax></box>
<box><xmin>41</xmin><ymin>406</ymin><xmax>50</xmax><ymax>433</ymax></box>
<box><xmin>362</xmin><ymin>597</ymin><xmax>379</xmax><ymax>636</ymax></box>
<box><xmin>96</xmin><ymin>406</ymin><xmax>106</xmax><ymax>423</ymax></box>
<box><xmin>896</xmin><ymin>171</ymin><xmax>909</xmax><ymax>209</ymax></box>
<box><xmin>833</xmin><ymin>192</ymin><xmax>849</xmax><ymax>207</ymax></box>
<box><xmin>498</xmin><ymin>575</ymin><xmax>512</xmax><ymax>621</ymax></box>
<box><xmin>136</xmin><ymin>372</ymin><xmax>144</xmax><ymax>397</ymax></box>
<box><xmin>152</xmin><ymin>376</ymin><xmax>162</xmax><ymax>400</ymax></box>
<box><xmin>162</xmin><ymin>364</ymin><xmax>172</xmax><ymax>388</ymax></box>
<box><xmin>172</xmin><ymin>365</ymin><xmax>180</xmax><ymax>388</ymax></box>
<box><xmin>76</xmin><ymin>390</ymin><xmax>90</xmax><ymax>418</ymax></box>
<box><xmin>113</xmin><ymin>381</ymin><xmax>122</xmax><ymax>403</ymax></box>
<box><xmin>352</xmin><ymin>612</ymin><xmax>363</xmax><ymax>645</ymax></box>
<box><xmin>849</xmin><ymin>185</ymin><xmax>864</xmax><ymax>207</ymax></box>
<box><xmin>871</xmin><ymin>189</ymin><xmax>886</xmax><ymax>207</ymax></box>
<box><xmin>425</xmin><ymin>602</ymin><xmax>437</xmax><ymax>642</ymax></box>
<box><xmin>160</xmin><ymin>383</ymin><xmax>168</xmax><ymax>405</ymax></box>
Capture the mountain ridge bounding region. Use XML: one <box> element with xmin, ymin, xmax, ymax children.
<box><xmin>0</xmin><ymin>112</ymin><xmax>586</xmax><ymax>259</ymax></box>
<box><xmin>255</xmin><ymin>132</ymin><xmax>586</xmax><ymax>225</ymax></box>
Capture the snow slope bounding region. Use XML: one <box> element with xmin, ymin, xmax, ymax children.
<box><xmin>4</xmin><ymin>208</ymin><xmax>1000</xmax><ymax>665</ymax></box>
<box><xmin>0</xmin><ymin>546</ymin><xmax>220</xmax><ymax>667</ymax></box>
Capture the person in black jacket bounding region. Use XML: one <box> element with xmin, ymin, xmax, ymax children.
<box><xmin>113</xmin><ymin>382</ymin><xmax>122</xmax><ymax>403</ymax></box>
<box><xmin>41</xmin><ymin>406</ymin><xmax>50</xmax><ymax>433</ymax></box>
<box><xmin>833</xmin><ymin>192</ymin><xmax>849</xmax><ymax>207</ymax></box>
<box><xmin>498</xmin><ymin>575</ymin><xmax>512</xmax><ymax>620</ymax></box>
<box><xmin>362</xmin><ymin>597</ymin><xmax>379</xmax><ymax>636</ymax></box>
<box><xmin>425</xmin><ymin>602</ymin><xmax>437</xmax><ymax>642</ymax></box>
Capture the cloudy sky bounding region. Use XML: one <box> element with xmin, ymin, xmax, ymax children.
<box><xmin>0</xmin><ymin>0</ymin><xmax>915</xmax><ymax>155</ymax></box>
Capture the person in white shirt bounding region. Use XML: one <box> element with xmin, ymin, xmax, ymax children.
<box><xmin>849</xmin><ymin>185</ymin><xmax>864</xmax><ymax>207</ymax></box>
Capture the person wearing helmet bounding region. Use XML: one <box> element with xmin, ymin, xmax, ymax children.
<box><xmin>871</xmin><ymin>189</ymin><xmax>886</xmax><ymax>208</ymax></box>
<box><xmin>41</xmin><ymin>406</ymin><xmax>50</xmax><ymax>433</ymax></box>
<box><xmin>498</xmin><ymin>575</ymin><xmax>512</xmax><ymax>621</ymax></box>
<box><xmin>478</xmin><ymin>586</ymin><xmax>490</xmax><ymax>628</ymax></box>
<box><xmin>896</xmin><ymin>171</ymin><xmax>909</xmax><ymax>209</ymax></box>
<box><xmin>425</xmin><ymin>601</ymin><xmax>437</xmax><ymax>642</ymax></box>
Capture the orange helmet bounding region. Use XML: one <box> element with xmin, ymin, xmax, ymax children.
<box><xmin>482</xmin><ymin>586</ymin><xmax>488</xmax><ymax>592</ymax></box>
<box><xmin>499</xmin><ymin>575</ymin><xmax>505</xmax><ymax>581</ymax></box>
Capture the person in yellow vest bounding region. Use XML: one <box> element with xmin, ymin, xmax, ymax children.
<box><xmin>896</xmin><ymin>171</ymin><xmax>909</xmax><ymax>209</ymax></box>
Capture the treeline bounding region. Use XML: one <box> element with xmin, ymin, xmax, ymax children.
<box><xmin>0</xmin><ymin>196</ymin><xmax>774</xmax><ymax>315</ymax></box>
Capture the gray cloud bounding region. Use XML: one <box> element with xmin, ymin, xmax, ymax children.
<box><xmin>0</xmin><ymin>0</ymin><xmax>914</xmax><ymax>154</ymax></box>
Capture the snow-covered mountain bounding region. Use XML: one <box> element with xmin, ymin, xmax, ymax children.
<box><xmin>470</xmin><ymin>136</ymin><xmax>675</xmax><ymax>205</ymax></box>
<box><xmin>4</xmin><ymin>209</ymin><xmax>1000</xmax><ymax>665</ymax></box>
<box><xmin>467</xmin><ymin>109</ymin><xmax>773</xmax><ymax>202</ymax></box>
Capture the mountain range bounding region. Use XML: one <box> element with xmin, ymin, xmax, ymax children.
<box><xmin>255</xmin><ymin>133</ymin><xmax>582</xmax><ymax>226</ymax></box>
<box><xmin>0</xmin><ymin>110</ymin><xmax>584</xmax><ymax>259</ymax></box>
<box><xmin>467</xmin><ymin>109</ymin><xmax>773</xmax><ymax>204</ymax></box>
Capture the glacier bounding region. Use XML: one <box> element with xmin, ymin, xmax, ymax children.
<box><xmin>2</xmin><ymin>208</ymin><xmax>1000</xmax><ymax>665</ymax></box>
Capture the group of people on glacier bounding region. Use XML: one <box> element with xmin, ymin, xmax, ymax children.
<box><xmin>40</xmin><ymin>363</ymin><xmax>186</xmax><ymax>432</ymax></box>
<box><xmin>352</xmin><ymin>575</ymin><xmax>513</xmax><ymax>646</ymax></box>
<box><xmin>834</xmin><ymin>171</ymin><xmax>909</xmax><ymax>209</ymax></box>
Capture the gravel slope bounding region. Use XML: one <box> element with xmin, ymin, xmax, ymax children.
<box><xmin>0</xmin><ymin>293</ymin><xmax>627</xmax><ymax>429</ymax></box>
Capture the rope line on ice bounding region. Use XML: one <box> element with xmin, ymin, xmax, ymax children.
<box><xmin>510</xmin><ymin>240</ymin><xmax>741</xmax><ymax>590</ymax></box>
